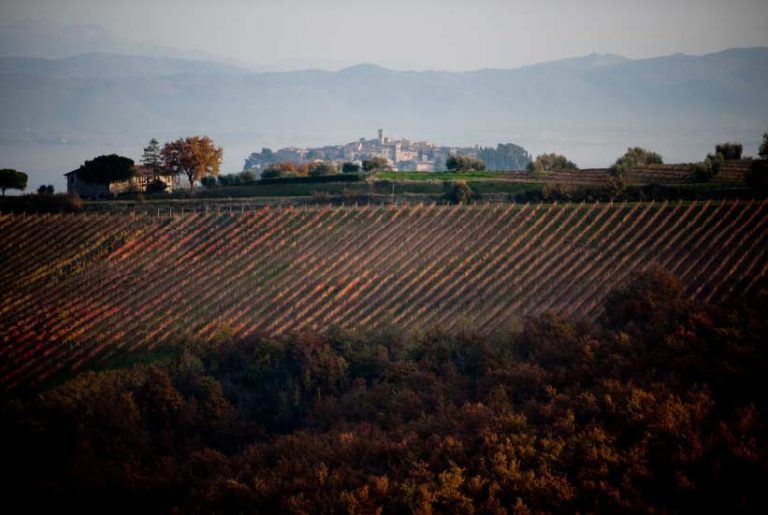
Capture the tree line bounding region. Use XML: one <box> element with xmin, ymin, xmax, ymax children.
<box><xmin>257</xmin><ymin>157</ymin><xmax>392</xmax><ymax>180</ymax></box>
<box><xmin>73</xmin><ymin>136</ymin><xmax>224</xmax><ymax>192</ymax></box>
<box><xmin>3</xmin><ymin>132</ymin><xmax>767</xmax><ymax>198</ymax></box>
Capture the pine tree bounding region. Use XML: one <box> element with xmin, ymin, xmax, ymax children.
<box><xmin>759</xmin><ymin>131</ymin><xmax>768</xmax><ymax>160</ymax></box>
<box><xmin>141</xmin><ymin>138</ymin><xmax>163</xmax><ymax>178</ymax></box>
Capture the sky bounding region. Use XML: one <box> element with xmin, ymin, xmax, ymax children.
<box><xmin>1</xmin><ymin>0</ymin><xmax>767</xmax><ymax>70</ymax></box>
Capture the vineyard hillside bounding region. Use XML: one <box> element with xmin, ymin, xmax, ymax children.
<box><xmin>2</xmin><ymin>200</ymin><xmax>767</xmax><ymax>391</ymax></box>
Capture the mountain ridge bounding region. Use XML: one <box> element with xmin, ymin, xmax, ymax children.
<box><xmin>2</xmin><ymin>18</ymin><xmax>766</xmax><ymax>73</ymax></box>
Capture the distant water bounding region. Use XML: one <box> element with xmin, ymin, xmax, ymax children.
<box><xmin>1</xmin><ymin>127</ymin><xmax>763</xmax><ymax>193</ymax></box>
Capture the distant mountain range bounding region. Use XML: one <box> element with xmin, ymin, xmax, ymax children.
<box><xmin>0</xmin><ymin>18</ymin><xmax>766</xmax><ymax>190</ymax></box>
<box><xmin>0</xmin><ymin>18</ymin><xmax>229</xmax><ymax>63</ymax></box>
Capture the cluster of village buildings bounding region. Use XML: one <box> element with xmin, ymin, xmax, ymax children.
<box><xmin>244</xmin><ymin>130</ymin><xmax>484</xmax><ymax>173</ymax></box>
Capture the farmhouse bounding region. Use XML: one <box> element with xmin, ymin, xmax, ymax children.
<box><xmin>65</xmin><ymin>165</ymin><xmax>177</xmax><ymax>198</ymax></box>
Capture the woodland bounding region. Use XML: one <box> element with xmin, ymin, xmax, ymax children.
<box><xmin>2</xmin><ymin>267</ymin><xmax>766</xmax><ymax>514</ymax></box>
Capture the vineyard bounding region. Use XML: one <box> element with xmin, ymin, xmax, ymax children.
<box><xmin>521</xmin><ymin>162</ymin><xmax>751</xmax><ymax>186</ymax></box>
<box><xmin>2</xmin><ymin>200</ymin><xmax>767</xmax><ymax>391</ymax></box>
<box><xmin>374</xmin><ymin>161</ymin><xmax>752</xmax><ymax>186</ymax></box>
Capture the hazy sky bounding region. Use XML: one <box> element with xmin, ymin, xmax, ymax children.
<box><xmin>1</xmin><ymin>0</ymin><xmax>767</xmax><ymax>70</ymax></box>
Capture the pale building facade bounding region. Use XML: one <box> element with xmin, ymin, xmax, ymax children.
<box><xmin>65</xmin><ymin>165</ymin><xmax>177</xmax><ymax>198</ymax></box>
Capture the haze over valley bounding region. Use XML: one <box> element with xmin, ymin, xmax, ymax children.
<box><xmin>1</xmin><ymin>19</ymin><xmax>767</xmax><ymax>189</ymax></box>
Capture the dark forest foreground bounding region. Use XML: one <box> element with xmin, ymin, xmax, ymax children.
<box><xmin>2</xmin><ymin>268</ymin><xmax>767</xmax><ymax>514</ymax></box>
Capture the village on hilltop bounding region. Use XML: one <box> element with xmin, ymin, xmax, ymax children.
<box><xmin>243</xmin><ymin>130</ymin><xmax>532</xmax><ymax>172</ymax></box>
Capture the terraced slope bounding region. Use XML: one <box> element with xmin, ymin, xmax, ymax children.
<box><xmin>533</xmin><ymin>161</ymin><xmax>751</xmax><ymax>185</ymax></box>
<box><xmin>630</xmin><ymin>161</ymin><xmax>751</xmax><ymax>184</ymax></box>
<box><xmin>395</xmin><ymin>161</ymin><xmax>751</xmax><ymax>186</ymax></box>
<box><xmin>2</xmin><ymin>200</ymin><xmax>767</xmax><ymax>391</ymax></box>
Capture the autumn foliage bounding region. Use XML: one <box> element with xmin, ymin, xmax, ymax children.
<box><xmin>2</xmin><ymin>269</ymin><xmax>767</xmax><ymax>513</ymax></box>
<box><xmin>161</xmin><ymin>136</ymin><xmax>224</xmax><ymax>189</ymax></box>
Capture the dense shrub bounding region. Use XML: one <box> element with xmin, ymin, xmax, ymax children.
<box><xmin>261</xmin><ymin>161</ymin><xmax>298</xmax><ymax>179</ymax></box>
<box><xmin>527</xmin><ymin>153</ymin><xmax>578</xmax><ymax>174</ymax></box>
<box><xmin>692</xmin><ymin>152</ymin><xmax>724</xmax><ymax>182</ymax></box>
<box><xmin>200</xmin><ymin>175</ymin><xmax>217</xmax><ymax>189</ymax></box>
<box><xmin>541</xmin><ymin>182</ymin><xmax>575</xmax><ymax>201</ymax></box>
<box><xmin>342</xmin><ymin>162</ymin><xmax>361</xmax><ymax>173</ymax></box>
<box><xmin>443</xmin><ymin>180</ymin><xmax>474</xmax><ymax>203</ymax></box>
<box><xmin>217</xmin><ymin>170</ymin><xmax>258</xmax><ymax>186</ymax></box>
<box><xmin>0</xmin><ymin>193</ymin><xmax>83</xmax><ymax>213</ymax></box>
<box><xmin>446</xmin><ymin>155</ymin><xmax>486</xmax><ymax>172</ymax></box>
<box><xmin>307</xmin><ymin>161</ymin><xmax>338</xmax><ymax>176</ymax></box>
<box><xmin>36</xmin><ymin>184</ymin><xmax>54</xmax><ymax>195</ymax></box>
<box><xmin>145</xmin><ymin>178</ymin><xmax>169</xmax><ymax>193</ymax></box>
<box><xmin>362</xmin><ymin>157</ymin><xmax>390</xmax><ymax>172</ymax></box>
<box><xmin>715</xmin><ymin>142</ymin><xmax>743</xmax><ymax>160</ymax></box>
<box><xmin>611</xmin><ymin>147</ymin><xmax>663</xmax><ymax>176</ymax></box>
<box><xmin>240</xmin><ymin>170</ymin><xmax>257</xmax><ymax>183</ymax></box>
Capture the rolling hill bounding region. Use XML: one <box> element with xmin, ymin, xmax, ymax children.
<box><xmin>1</xmin><ymin>200</ymin><xmax>766</xmax><ymax>391</ymax></box>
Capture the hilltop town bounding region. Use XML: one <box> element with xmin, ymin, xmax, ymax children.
<box><xmin>243</xmin><ymin>130</ymin><xmax>532</xmax><ymax>172</ymax></box>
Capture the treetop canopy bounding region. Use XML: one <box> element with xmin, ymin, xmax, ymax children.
<box><xmin>77</xmin><ymin>154</ymin><xmax>135</xmax><ymax>184</ymax></box>
<box><xmin>0</xmin><ymin>168</ymin><xmax>28</xmax><ymax>195</ymax></box>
